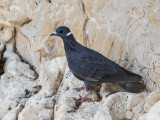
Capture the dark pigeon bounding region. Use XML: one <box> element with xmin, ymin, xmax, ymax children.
<box><xmin>50</xmin><ymin>26</ymin><xmax>145</xmax><ymax>106</ymax></box>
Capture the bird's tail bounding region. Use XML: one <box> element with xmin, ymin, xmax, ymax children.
<box><xmin>117</xmin><ymin>82</ymin><xmax>146</xmax><ymax>93</ymax></box>
<box><xmin>122</xmin><ymin>67</ymin><xmax>143</xmax><ymax>80</ymax></box>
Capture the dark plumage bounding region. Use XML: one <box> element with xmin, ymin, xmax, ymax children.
<box><xmin>50</xmin><ymin>26</ymin><xmax>145</xmax><ymax>105</ymax></box>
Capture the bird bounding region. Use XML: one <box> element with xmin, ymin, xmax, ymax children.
<box><xmin>50</xmin><ymin>26</ymin><xmax>145</xmax><ymax>106</ymax></box>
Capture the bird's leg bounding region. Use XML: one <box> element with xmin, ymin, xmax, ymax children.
<box><xmin>74</xmin><ymin>85</ymin><xmax>86</xmax><ymax>91</ymax></box>
<box><xmin>74</xmin><ymin>81</ymin><xmax>91</xmax><ymax>107</ymax></box>
<box><xmin>75</xmin><ymin>90</ymin><xmax>90</xmax><ymax>107</ymax></box>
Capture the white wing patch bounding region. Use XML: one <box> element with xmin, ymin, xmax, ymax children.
<box><xmin>66</xmin><ymin>32</ymin><xmax>72</xmax><ymax>36</ymax></box>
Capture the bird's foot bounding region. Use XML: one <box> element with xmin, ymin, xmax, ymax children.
<box><xmin>74</xmin><ymin>85</ymin><xmax>86</xmax><ymax>91</ymax></box>
<box><xmin>74</xmin><ymin>95</ymin><xmax>88</xmax><ymax>107</ymax></box>
<box><xmin>74</xmin><ymin>91</ymin><xmax>90</xmax><ymax>108</ymax></box>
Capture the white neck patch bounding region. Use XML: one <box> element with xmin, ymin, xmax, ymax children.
<box><xmin>66</xmin><ymin>32</ymin><xmax>72</xmax><ymax>36</ymax></box>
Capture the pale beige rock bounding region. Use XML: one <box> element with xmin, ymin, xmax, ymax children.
<box><xmin>0</xmin><ymin>0</ymin><xmax>34</xmax><ymax>26</ymax></box>
<box><xmin>138</xmin><ymin>114</ymin><xmax>147</xmax><ymax>120</ymax></box>
<box><xmin>94</xmin><ymin>92</ymin><xmax>146</xmax><ymax>120</ymax></box>
<box><xmin>1</xmin><ymin>51</ymin><xmax>39</xmax><ymax>99</ymax></box>
<box><xmin>0</xmin><ymin>51</ymin><xmax>40</xmax><ymax>119</ymax></box>
<box><xmin>38</xmin><ymin>56</ymin><xmax>67</xmax><ymax>96</ymax></box>
<box><xmin>0</xmin><ymin>99</ymin><xmax>19</xmax><ymax>120</ymax></box>
<box><xmin>3</xmin><ymin>51</ymin><xmax>36</xmax><ymax>79</ymax></box>
<box><xmin>0</xmin><ymin>27</ymin><xmax>14</xmax><ymax>43</ymax></box>
<box><xmin>2</xmin><ymin>104</ymin><xmax>23</xmax><ymax>120</ymax></box>
<box><xmin>95</xmin><ymin>93</ymin><xmax>128</xmax><ymax>120</ymax></box>
<box><xmin>144</xmin><ymin>90</ymin><xmax>160</xmax><ymax>112</ymax></box>
<box><xmin>94</xmin><ymin>110</ymin><xmax>112</xmax><ymax>120</ymax></box>
<box><xmin>126</xmin><ymin>92</ymin><xmax>147</xmax><ymax>111</ymax></box>
<box><xmin>145</xmin><ymin>101</ymin><xmax>160</xmax><ymax>120</ymax></box>
<box><xmin>126</xmin><ymin>111</ymin><xmax>134</xmax><ymax>120</ymax></box>
<box><xmin>18</xmin><ymin>94</ymin><xmax>55</xmax><ymax>120</ymax></box>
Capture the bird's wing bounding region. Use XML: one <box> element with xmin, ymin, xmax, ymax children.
<box><xmin>71</xmin><ymin>49</ymin><xmax>141</xmax><ymax>83</ymax></box>
<box><xmin>71</xmin><ymin>51</ymin><xmax>124</xmax><ymax>82</ymax></box>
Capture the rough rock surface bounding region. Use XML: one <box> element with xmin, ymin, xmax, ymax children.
<box><xmin>0</xmin><ymin>51</ymin><xmax>40</xmax><ymax>119</ymax></box>
<box><xmin>18</xmin><ymin>94</ymin><xmax>55</xmax><ymax>120</ymax></box>
<box><xmin>0</xmin><ymin>0</ymin><xmax>160</xmax><ymax>120</ymax></box>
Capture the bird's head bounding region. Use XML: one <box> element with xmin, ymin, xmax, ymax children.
<box><xmin>50</xmin><ymin>26</ymin><xmax>72</xmax><ymax>38</ymax></box>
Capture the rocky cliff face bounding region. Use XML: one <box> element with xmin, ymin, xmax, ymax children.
<box><xmin>0</xmin><ymin>0</ymin><xmax>160</xmax><ymax>120</ymax></box>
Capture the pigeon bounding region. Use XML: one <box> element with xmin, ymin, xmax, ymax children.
<box><xmin>50</xmin><ymin>26</ymin><xmax>145</xmax><ymax>106</ymax></box>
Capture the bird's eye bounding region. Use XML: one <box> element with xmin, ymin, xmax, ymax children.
<box><xmin>60</xmin><ymin>31</ymin><xmax>63</xmax><ymax>33</ymax></box>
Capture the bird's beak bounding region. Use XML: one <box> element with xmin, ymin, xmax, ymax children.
<box><xmin>50</xmin><ymin>32</ymin><xmax>57</xmax><ymax>36</ymax></box>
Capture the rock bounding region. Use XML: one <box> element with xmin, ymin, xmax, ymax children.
<box><xmin>0</xmin><ymin>27</ymin><xmax>14</xmax><ymax>43</ymax></box>
<box><xmin>94</xmin><ymin>109</ymin><xmax>112</xmax><ymax>120</ymax></box>
<box><xmin>0</xmin><ymin>0</ymin><xmax>34</xmax><ymax>26</ymax></box>
<box><xmin>0</xmin><ymin>99</ymin><xmax>19</xmax><ymax>120</ymax></box>
<box><xmin>2</xmin><ymin>104</ymin><xmax>23</xmax><ymax>120</ymax></box>
<box><xmin>95</xmin><ymin>92</ymin><xmax>147</xmax><ymax>120</ymax></box>
<box><xmin>18</xmin><ymin>94</ymin><xmax>55</xmax><ymax>120</ymax></box>
<box><xmin>138</xmin><ymin>114</ymin><xmax>147</xmax><ymax>120</ymax></box>
<box><xmin>145</xmin><ymin>100</ymin><xmax>160</xmax><ymax>120</ymax></box>
<box><xmin>95</xmin><ymin>93</ymin><xmax>128</xmax><ymax>120</ymax></box>
<box><xmin>126</xmin><ymin>92</ymin><xmax>147</xmax><ymax>111</ymax></box>
<box><xmin>126</xmin><ymin>111</ymin><xmax>134</xmax><ymax>120</ymax></box>
<box><xmin>144</xmin><ymin>90</ymin><xmax>160</xmax><ymax>112</ymax></box>
<box><xmin>97</xmin><ymin>92</ymin><xmax>147</xmax><ymax>120</ymax></box>
<box><xmin>38</xmin><ymin>56</ymin><xmax>67</xmax><ymax>96</ymax></box>
<box><xmin>0</xmin><ymin>51</ymin><xmax>40</xmax><ymax>119</ymax></box>
<box><xmin>3</xmin><ymin>51</ymin><xmax>36</xmax><ymax>79</ymax></box>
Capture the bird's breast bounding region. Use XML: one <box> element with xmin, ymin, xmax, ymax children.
<box><xmin>67</xmin><ymin>55</ymin><xmax>80</xmax><ymax>74</ymax></box>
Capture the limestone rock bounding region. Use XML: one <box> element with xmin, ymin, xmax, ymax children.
<box><xmin>0</xmin><ymin>0</ymin><xmax>34</xmax><ymax>26</ymax></box>
<box><xmin>3</xmin><ymin>51</ymin><xmax>36</xmax><ymax>79</ymax></box>
<box><xmin>95</xmin><ymin>93</ymin><xmax>128</xmax><ymax>120</ymax></box>
<box><xmin>126</xmin><ymin>92</ymin><xmax>147</xmax><ymax>111</ymax></box>
<box><xmin>38</xmin><ymin>56</ymin><xmax>67</xmax><ymax>96</ymax></box>
<box><xmin>0</xmin><ymin>51</ymin><xmax>40</xmax><ymax>119</ymax></box>
<box><xmin>145</xmin><ymin>100</ymin><xmax>160</xmax><ymax>120</ymax></box>
<box><xmin>18</xmin><ymin>94</ymin><xmax>55</xmax><ymax>120</ymax></box>
<box><xmin>0</xmin><ymin>99</ymin><xmax>20</xmax><ymax>120</ymax></box>
<box><xmin>144</xmin><ymin>90</ymin><xmax>160</xmax><ymax>112</ymax></box>
<box><xmin>2</xmin><ymin>104</ymin><xmax>23</xmax><ymax>120</ymax></box>
<box><xmin>0</xmin><ymin>27</ymin><xmax>14</xmax><ymax>43</ymax></box>
<box><xmin>95</xmin><ymin>92</ymin><xmax>146</xmax><ymax>120</ymax></box>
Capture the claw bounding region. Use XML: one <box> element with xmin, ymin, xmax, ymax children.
<box><xmin>74</xmin><ymin>91</ymin><xmax>90</xmax><ymax>107</ymax></box>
